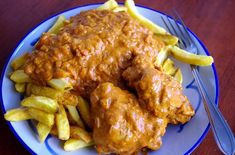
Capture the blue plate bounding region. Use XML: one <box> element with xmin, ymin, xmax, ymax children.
<box><xmin>0</xmin><ymin>3</ymin><xmax>219</xmax><ymax>155</ymax></box>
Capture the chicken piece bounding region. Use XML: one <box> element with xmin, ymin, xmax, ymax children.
<box><xmin>90</xmin><ymin>83</ymin><xmax>168</xmax><ymax>154</ymax></box>
<box><xmin>122</xmin><ymin>55</ymin><xmax>194</xmax><ymax>124</ymax></box>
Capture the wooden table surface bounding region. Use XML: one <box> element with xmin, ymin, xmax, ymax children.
<box><xmin>0</xmin><ymin>0</ymin><xmax>234</xmax><ymax>154</ymax></box>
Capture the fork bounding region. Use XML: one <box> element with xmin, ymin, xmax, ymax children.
<box><xmin>161</xmin><ymin>11</ymin><xmax>235</xmax><ymax>155</ymax></box>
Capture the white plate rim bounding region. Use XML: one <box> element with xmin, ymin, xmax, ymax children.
<box><xmin>0</xmin><ymin>3</ymin><xmax>219</xmax><ymax>155</ymax></box>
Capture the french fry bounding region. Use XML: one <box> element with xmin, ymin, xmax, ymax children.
<box><xmin>162</xmin><ymin>58</ymin><xmax>177</xmax><ymax>75</ymax></box>
<box><xmin>67</xmin><ymin>110</ymin><xmax>77</xmax><ymax>125</ymax></box>
<box><xmin>11</xmin><ymin>54</ymin><xmax>27</xmax><ymax>70</ymax></box>
<box><xmin>174</xmin><ymin>68</ymin><xmax>183</xmax><ymax>83</ymax></box>
<box><xmin>10</xmin><ymin>70</ymin><xmax>30</xmax><ymax>83</ymax></box>
<box><xmin>97</xmin><ymin>0</ymin><xmax>118</xmax><ymax>10</ymax></box>
<box><xmin>64</xmin><ymin>138</ymin><xmax>94</xmax><ymax>151</ymax></box>
<box><xmin>27</xmin><ymin>83</ymin><xmax>78</xmax><ymax>107</ymax></box>
<box><xmin>15</xmin><ymin>83</ymin><xmax>26</xmax><ymax>93</ymax></box>
<box><xmin>66</xmin><ymin>105</ymin><xmax>85</xmax><ymax>128</ymax></box>
<box><xmin>29</xmin><ymin>84</ymin><xmax>63</xmax><ymax>99</ymax></box>
<box><xmin>155</xmin><ymin>48</ymin><xmax>168</xmax><ymax>67</ymax></box>
<box><xmin>56</xmin><ymin>105</ymin><xmax>70</xmax><ymax>140</ymax></box>
<box><xmin>48</xmin><ymin>15</ymin><xmax>66</xmax><ymax>34</ymax></box>
<box><xmin>48</xmin><ymin>78</ymin><xmax>72</xmax><ymax>91</ymax></box>
<box><xmin>125</xmin><ymin>0</ymin><xmax>166</xmax><ymax>35</ymax></box>
<box><xmin>167</xmin><ymin>45</ymin><xmax>214</xmax><ymax>66</ymax></box>
<box><xmin>36</xmin><ymin>122</ymin><xmax>52</xmax><ymax>143</ymax></box>
<box><xmin>4</xmin><ymin>108</ymin><xmax>32</xmax><ymax>121</ymax></box>
<box><xmin>28</xmin><ymin>108</ymin><xmax>54</xmax><ymax>126</ymax></box>
<box><xmin>70</xmin><ymin>126</ymin><xmax>92</xmax><ymax>143</ymax></box>
<box><xmin>113</xmin><ymin>6</ymin><xmax>127</xmax><ymax>12</ymax></box>
<box><xmin>21</xmin><ymin>96</ymin><xmax>58</xmax><ymax>113</ymax></box>
<box><xmin>77</xmin><ymin>96</ymin><xmax>91</xmax><ymax>128</ymax></box>
<box><xmin>156</xmin><ymin>49</ymin><xmax>183</xmax><ymax>82</ymax></box>
<box><xmin>155</xmin><ymin>34</ymin><xmax>178</xmax><ymax>46</ymax></box>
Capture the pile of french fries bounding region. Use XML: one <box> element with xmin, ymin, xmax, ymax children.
<box><xmin>4</xmin><ymin>0</ymin><xmax>214</xmax><ymax>152</ymax></box>
<box><xmin>6</xmin><ymin>69</ymin><xmax>94</xmax><ymax>151</ymax></box>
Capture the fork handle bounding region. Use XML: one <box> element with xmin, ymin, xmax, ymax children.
<box><xmin>191</xmin><ymin>66</ymin><xmax>235</xmax><ymax>155</ymax></box>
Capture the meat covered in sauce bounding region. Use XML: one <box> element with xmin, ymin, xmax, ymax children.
<box><xmin>23</xmin><ymin>10</ymin><xmax>194</xmax><ymax>154</ymax></box>
<box><xmin>24</xmin><ymin>10</ymin><xmax>163</xmax><ymax>98</ymax></box>
<box><xmin>122</xmin><ymin>55</ymin><xmax>195</xmax><ymax>124</ymax></box>
<box><xmin>90</xmin><ymin>83</ymin><xmax>167</xmax><ymax>154</ymax></box>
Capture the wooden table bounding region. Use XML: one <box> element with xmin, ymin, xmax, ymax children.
<box><xmin>0</xmin><ymin>0</ymin><xmax>234</xmax><ymax>154</ymax></box>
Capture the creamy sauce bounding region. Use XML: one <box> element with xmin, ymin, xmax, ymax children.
<box><xmin>24</xmin><ymin>10</ymin><xmax>163</xmax><ymax>98</ymax></box>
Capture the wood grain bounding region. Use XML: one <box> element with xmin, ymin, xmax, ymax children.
<box><xmin>0</xmin><ymin>0</ymin><xmax>234</xmax><ymax>154</ymax></box>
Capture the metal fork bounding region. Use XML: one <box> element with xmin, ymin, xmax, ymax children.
<box><xmin>161</xmin><ymin>11</ymin><xmax>235</xmax><ymax>155</ymax></box>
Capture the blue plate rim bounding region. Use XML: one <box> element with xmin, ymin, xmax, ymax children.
<box><xmin>0</xmin><ymin>3</ymin><xmax>219</xmax><ymax>155</ymax></box>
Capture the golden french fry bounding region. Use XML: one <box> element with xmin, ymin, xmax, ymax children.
<box><xmin>125</xmin><ymin>0</ymin><xmax>166</xmax><ymax>34</ymax></box>
<box><xmin>11</xmin><ymin>54</ymin><xmax>27</xmax><ymax>70</ymax></box>
<box><xmin>66</xmin><ymin>110</ymin><xmax>77</xmax><ymax>125</ymax></box>
<box><xmin>56</xmin><ymin>105</ymin><xmax>70</xmax><ymax>140</ymax></box>
<box><xmin>167</xmin><ymin>45</ymin><xmax>214</xmax><ymax>66</ymax></box>
<box><xmin>4</xmin><ymin>108</ymin><xmax>32</xmax><ymax>121</ymax></box>
<box><xmin>48</xmin><ymin>78</ymin><xmax>72</xmax><ymax>91</ymax></box>
<box><xmin>58</xmin><ymin>92</ymin><xmax>78</xmax><ymax>106</ymax></box>
<box><xmin>15</xmin><ymin>83</ymin><xmax>26</xmax><ymax>93</ymax></box>
<box><xmin>77</xmin><ymin>96</ymin><xmax>91</xmax><ymax>128</ymax></box>
<box><xmin>113</xmin><ymin>6</ymin><xmax>127</xmax><ymax>12</ymax></box>
<box><xmin>156</xmin><ymin>48</ymin><xmax>183</xmax><ymax>82</ymax></box>
<box><xmin>64</xmin><ymin>138</ymin><xmax>94</xmax><ymax>151</ymax></box>
<box><xmin>29</xmin><ymin>84</ymin><xmax>63</xmax><ymax>99</ymax></box>
<box><xmin>21</xmin><ymin>96</ymin><xmax>58</xmax><ymax>113</ymax></box>
<box><xmin>28</xmin><ymin>108</ymin><xmax>54</xmax><ymax>126</ymax></box>
<box><xmin>10</xmin><ymin>70</ymin><xmax>30</xmax><ymax>83</ymax></box>
<box><xmin>29</xmin><ymin>88</ymin><xmax>78</xmax><ymax>106</ymax></box>
<box><xmin>155</xmin><ymin>34</ymin><xmax>178</xmax><ymax>46</ymax></box>
<box><xmin>174</xmin><ymin>68</ymin><xmax>183</xmax><ymax>83</ymax></box>
<box><xmin>97</xmin><ymin>0</ymin><xmax>118</xmax><ymax>10</ymax></box>
<box><xmin>70</xmin><ymin>126</ymin><xmax>92</xmax><ymax>143</ymax></box>
<box><xmin>162</xmin><ymin>58</ymin><xmax>177</xmax><ymax>75</ymax></box>
<box><xmin>48</xmin><ymin>15</ymin><xmax>66</xmax><ymax>34</ymax></box>
<box><xmin>66</xmin><ymin>105</ymin><xmax>85</xmax><ymax>128</ymax></box>
<box><xmin>155</xmin><ymin>48</ymin><xmax>168</xmax><ymax>67</ymax></box>
<box><xmin>36</xmin><ymin>122</ymin><xmax>52</xmax><ymax>143</ymax></box>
